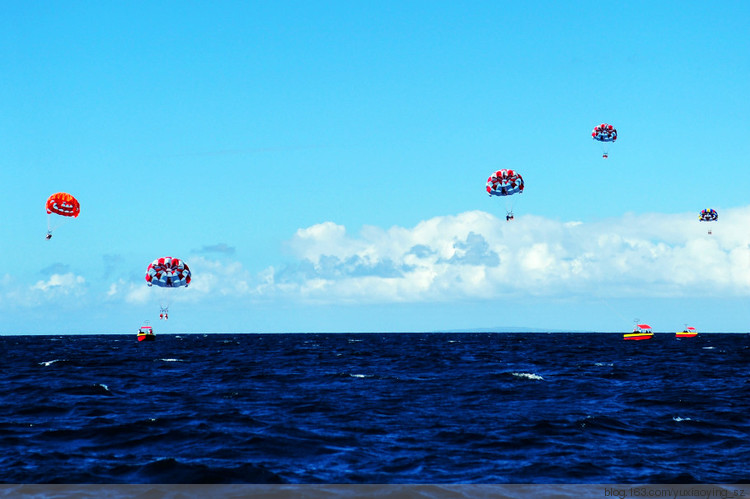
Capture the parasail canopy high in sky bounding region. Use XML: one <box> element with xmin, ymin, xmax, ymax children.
<box><xmin>146</xmin><ymin>257</ymin><xmax>192</xmax><ymax>288</ymax></box>
<box><xmin>46</xmin><ymin>192</ymin><xmax>81</xmax><ymax>217</ymax></box>
<box><xmin>486</xmin><ymin>169</ymin><xmax>524</xmax><ymax>220</ymax></box>
<box><xmin>592</xmin><ymin>123</ymin><xmax>617</xmax><ymax>159</ymax></box>
<box><xmin>45</xmin><ymin>192</ymin><xmax>80</xmax><ymax>239</ymax></box>
<box><xmin>699</xmin><ymin>208</ymin><xmax>718</xmax><ymax>235</ymax></box>
<box><xmin>698</xmin><ymin>209</ymin><xmax>718</xmax><ymax>222</ymax></box>
<box><xmin>486</xmin><ymin>169</ymin><xmax>524</xmax><ymax>197</ymax></box>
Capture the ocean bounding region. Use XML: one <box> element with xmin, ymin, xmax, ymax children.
<box><xmin>0</xmin><ymin>332</ymin><xmax>748</xmax><ymax>484</ymax></box>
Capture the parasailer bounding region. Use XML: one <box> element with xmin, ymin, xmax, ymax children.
<box><xmin>486</xmin><ymin>169</ymin><xmax>524</xmax><ymax>221</ymax></box>
<box><xmin>146</xmin><ymin>257</ymin><xmax>191</xmax><ymax>288</ymax></box>
<box><xmin>699</xmin><ymin>208</ymin><xmax>718</xmax><ymax>234</ymax></box>
<box><xmin>146</xmin><ymin>257</ymin><xmax>190</xmax><ymax>320</ymax></box>
<box><xmin>592</xmin><ymin>123</ymin><xmax>617</xmax><ymax>159</ymax></box>
<box><xmin>45</xmin><ymin>192</ymin><xmax>80</xmax><ymax>239</ymax></box>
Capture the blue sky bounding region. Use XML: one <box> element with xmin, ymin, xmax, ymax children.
<box><xmin>2</xmin><ymin>2</ymin><xmax>749</xmax><ymax>333</ymax></box>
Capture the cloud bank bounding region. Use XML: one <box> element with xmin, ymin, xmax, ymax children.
<box><xmin>5</xmin><ymin>209</ymin><xmax>750</xmax><ymax>311</ymax></box>
<box><xmin>261</xmin><ymin>208</ymin><xmax>750</xmax><ymax>303</ymax></box>
<box><xmin>0</xmin><ymin>272</ymin><xmax>88</xmax><ymax>310</ymax></box>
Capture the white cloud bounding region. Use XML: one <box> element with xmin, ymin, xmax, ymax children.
<box><xmin>31</xmin><ymin>273</ymin><xmax>86</xmax><ymax>295</ymax></box>
<box><xmin>264</xmin><ymin>208</ymin><xmax>750</xmax><ymax>304</ymax></box>
<box><xmin>126</xmin><ymin>283</ymin><xmax>151</xmax><ymax>304</ymax></box>
<box><xmin>101</xmin><ymin>279</ymin><xmax>149</xmax><ymax>304</ymax></box>
<box><xmin>12</xmin><ymin>208</ymin><xmax>750</xmax><ymax>312</ymax></box>
<box><xmin>185</xmin><ymin>257</ymin><xmax>252</xmax><ymax>297</ymax></box>
<box><xmin>0</xmin><ymin>272</ymin><xmax>90</xmax><ymax>309</ymax></box>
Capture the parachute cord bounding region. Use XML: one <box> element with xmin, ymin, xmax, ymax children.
<box><xmin>47</xmin><ymin>214</ymin><xmax>69</xmax><ymax>234</ymax></box>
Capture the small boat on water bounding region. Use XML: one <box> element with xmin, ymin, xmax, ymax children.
<box><xmin>137</xmin><ymin>322</ymin><xmax>155</xmax><ymax>342</ymax></box>
<box><xmin>624</xmin><ymin>324</ymin><xmax>654</xmax><ymax>340</ymax></box>
<box><xmin>676</xmin><ymin>326</ymin><xmax>698</xmax><ymax>338</ymax></box>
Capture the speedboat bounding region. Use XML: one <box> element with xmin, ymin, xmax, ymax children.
<box><xmin>676</xmin><ymin>326</ymin><xmax>697</xmax><ymax>338</ymax></box>
<box><xmin>624</xmin><ymin>324</ymin><xmax>654</xmax><ymax>340</ymax></box>
<box><xmin>137</xmin><ymin>322</ymin><xmax>155</xmax><ymax>342</ymax></box>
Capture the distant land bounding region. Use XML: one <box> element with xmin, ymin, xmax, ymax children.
<box><xmin>435</xmin><ymin>327</ymin><xmax>593</xmax><ymax>333</ymax></box>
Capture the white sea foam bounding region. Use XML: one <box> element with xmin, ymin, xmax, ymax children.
<box><xmin>350</xmin><ymin>374</ymin><xmax>374</xmax><ymax>378</ymax></box>
<box><xmin>159</xmin><ymin>358</ymin><xmax>183</xmax><ymax>362</ymax></box>
<box><xmin>39</xmin><ymin>359</ymin><xmax>62</xmax><ymax>367</ymax></box>
<box><xmin>512</xmin><ymin>372</ymin><xmax>544</xmax><ymax>380</ymax></box>
<box><xmin>673</xmin><ymin>416</ymin><xmax>692</xmax><ymax>422</ymax></box>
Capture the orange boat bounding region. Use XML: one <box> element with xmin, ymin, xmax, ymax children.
<box><xmin>624</xmin><ymin>324</ymin><xmax>654</xmax><ymax>340</ymax></box>
<box><xmin>676</xmin><ymin>326</ymin><xmax>698</xmax><ymax>338</ymax></box>
<box><xmin>137</xmin><ymin>322</ymin><xmax>155</xmax><ymax>342</ymax></box>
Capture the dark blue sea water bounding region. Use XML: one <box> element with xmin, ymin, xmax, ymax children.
<box><xmin>1</xmin><ymin>332</ymin><xmax>748</xmax><ymax>484</ymax></box>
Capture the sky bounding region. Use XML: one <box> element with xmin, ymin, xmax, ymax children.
<box><xmin>1</xmin><ymin>2</ymin><xmax>749</xmax><ymax>334</ymax></box>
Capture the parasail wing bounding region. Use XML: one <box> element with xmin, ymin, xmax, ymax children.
<box><xmin>146</xmin><ymin>257</ymin><xmax>191</xmax><ymax>288</ymax></box>
<box><xmin>46</xmin><ymin>192</ymin><xmax>80</xmax><ymax>218</ymax></box>
<box><xmin>486</xmin><ymin>169</ymin><xmax>524</xmax><ymax>197</ymax></box>
<box><xmin>698</xmin><ymin>209</ymin><xmax>718</xmax><ymax>221</ymax></box>
<box><xmin>592</xmin><ymin>123</ymin><xmax>618</xmax><ymax>143</ymax></box>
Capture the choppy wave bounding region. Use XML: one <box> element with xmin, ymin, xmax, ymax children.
<box><xmin>511</xmin><ymin>372</ymin><xmax>544</xmax><ymax>380</ymax></box>
<box><xmin>39</xmin><ymin>359</ymin><xmax>64</xmax><ymax>367</ymax></box>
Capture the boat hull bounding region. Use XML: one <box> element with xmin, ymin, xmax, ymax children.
<box><xmin>623</xmin><ymin>332</ymin><xmax>654</xmax><ymax>340</ymax></box>
<box><xmin>675</xmin><ymin>332</ymin><xmax>698</xmax><ymax>338</ymax></box>
<box><xmin>137</xmin><ymin>334</ymin><xmax>155</xmax><ymax>342</ymax></box>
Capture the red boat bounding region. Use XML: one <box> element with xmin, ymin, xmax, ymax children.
<box><xmin>676</xmin><ymin>326</ymin><xmax>698</xmax><ymax>338</ymax></box>
<box><xmin>137</xmin><ymin>323</ymin><xmax>155</xmax><ymax>342</ymax></box>
<box><xmin>624</xmin><ymin>324</ymin><xmax>653</xmax><ymax>341</ymax></box>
